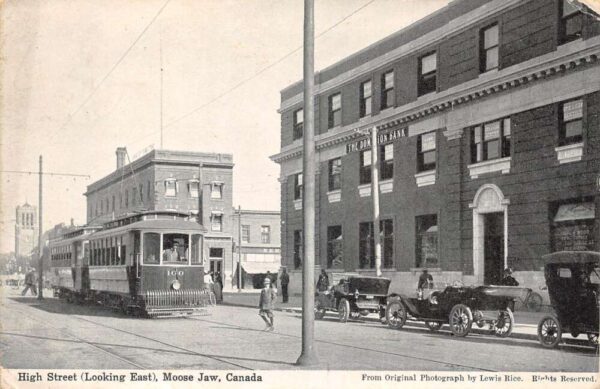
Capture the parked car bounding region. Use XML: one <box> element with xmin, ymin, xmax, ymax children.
<box><xmin>314</xmin><ymin>273</ymin><xmax>391</xmax><ymax>323</ymax></box>
<box><xmin>537</xmin><ymin>251</ymin><xmax>599</xmax><ymax>348</ymax></box>
<box><xmin>386</xmin><ymin>282</ymin><xmax>531</xmax><ymax>337</ymax></box>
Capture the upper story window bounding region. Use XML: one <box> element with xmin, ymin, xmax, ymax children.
<box><xmin>328</xmin><ymin>93</ymin><xmax>342</xmax><ymax>128</ymax></box>
<box><xmin>381</xmin><ymin>71</ymin><xmax>394</xmax><ymax>110</ymax></box>
<box><xmin>328</xmin><ymin>158</ymin><xmax>342</xmax><ymax>191</ymax></box>
<box><xmin>261</xmin><ymin>225</ymin><xmax>271</xmax><ymax>244</ymax></box>
<box><xmin>165</xmin><ymin>179</ymin><xmax>177</xmax><ymax>197</ymax></box>
<box><xmin>380</xmin><ymin>143</ymin><xmax>394</xmax><ymax>180</ymax></box>
<box><xmin>241</xmin><ymin>225</ymin><xmax>250</xmax><ymax>243</ymax></box>
<box><xmin>480</xmin><ymin>23</ymin><xmax>499</xmax><ymax>73</ymax></box>
<box><xmin>211</xmin><ymin>212</ymin><xmax>223</xmax><ymax>232</ymax></box>
<box><xmin>132</xmin><ymin>188</ymin><xmax>137</xmax><ymax>205</ymax></box>
<box><xmin>112</xmin><ymin>195</ymin><xmax>115</xmax><ymax>212</ymax></box>
<box><xmin>359</xmin><ymin>149</ymin><xmax>372</xmax><ymax>185</ymax></box>
<box><xmin>189</xmin><ymin>180</ymin><xmax>200</xmax><ymax>198</ymax></box>
<box><xmin>139</xmin><ymin>184</ymin><xmax>143</xmax><ymax>203</ymax></box>
<box><xmin>359</xmin><ymin>80</ymin><xmax>372</xmax><ymax>118</ymax></box>
<box><xmin>294</xmin><ymin>173</ymin><xmax>303</xmax><ymax>200</ymax></box>
<box><xmin>418</xmin><ymin>52</ymin><xmax>437</xmax><ymax>96</ymax></box>
<box><xmin>417</xmin><ymin>132</ymin><xmax>436</xmax><ymax>172</ymax></box>
<box><xmin>559</xmin><ymin>98</ymin><xmax>583</xmax><ymax>146</ymax></box>
<box><xmin>211</xmin><ymin>182</ymin><xmax>223</xmax><ymax>199</ymax></box>
<box><xmin>471</xmin><ymin>118</ymin><xmax>511</xmax><ymax>163</ymax></box>
<box><xmin>125</xmin><ymin>190</ymin><xmax>129</xmax><ymax>207</ymax></box>
<box><xmin>147</xmin><ymin>181</ymin><xmax>152</xmax><ymax>201</ymax></box>
<box><xmin>293</xmin><ymin>108</ymin><xmax>304</xmax><ymax>140</ymax></box>
<box><xmin>559</xmin><ymin>0</ymin><xmax>583</xmax><ymax>44</ymax></box>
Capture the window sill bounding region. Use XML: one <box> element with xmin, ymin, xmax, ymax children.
<box><xmin>358</xmin><ymin>183</ymin><xmax>371</xmax><ymax>197</ymax></box>
<box><xmin>293</xmin><ymin>198</ymin><xmax>302</xmax><ymax>210</ymax></box>
<box><xmin>555</xmin><ymin>142</ymin><xmax>583</xmax><ymax>164</ymax></box>
<box><xmin>327</xmin><ymin>189</ymin><xmax>341</xmax><ymax>203</ymax></box>
<box><xmin>379</xmin><ymin>179</ymin><xmax>393</xmax><ymax>193</ymax></box>
<box><xmin>410</xmin><ymin>267</ymin><xmax>442</xmax><ymax>274</ymax></box>
<box><xmin>355</xmin><ymin>268</ymin><xmax>397</xmax><ymax>273</ymax></box>
<box><xmin>414</xmin><ymin>170</ymin><xmax>436</xmax><ymax>187</ymax></box>
<box><xmin>467</xmin><ymin>156</ymin><xmax>511</xmax><ymax>179</ymax></box>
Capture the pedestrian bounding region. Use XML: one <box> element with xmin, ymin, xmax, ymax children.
<box><xmin>280</xmin><ymin>268</ymin><xmax>290</xmax><ymax>303</ymax></box>
<box><xmin>266</xmin><ymin>270</ymin><xmax>277</xmax><ymax>288</ymax></box>
<box><xmin>316</xmin><ymin>269</ymin><xmax>329</xmax><ymax>292</ymax></box>
<box><xmin>21</xmin><ymin>268</ymin><xmax>37</xmax><ymax>296</ymax></box>
<box><xmin>204</xmin><ymin>270</ymin><xmax>215</xmax><ymax>301</ymax></box>
<box><xmin>258</xmin><ymin>278</ymin><xmax>276</xmax><ymax>331</ymax></box>
<box><xmin>417</xmin><ymin>269</ymin><xmax>433</xmax><ymax>299</ymax></box>
<box><xmin>214</xmin><ymin>271</ymin><xmax>223</xmax><ymax>303</ymax></box>
<box><xmin>500</xmin><ymin>268</ymin><xmax>519</xmax><ymax>286</ymax></box>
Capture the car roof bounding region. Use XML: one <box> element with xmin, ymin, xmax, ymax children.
<box><xmin>542</xmin><ymin>251</ymin><xmax>600</xmax><ymax>265</ymax></box>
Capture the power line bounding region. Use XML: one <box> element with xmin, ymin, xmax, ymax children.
<box><xmin>1</xmin><ymin>170</ymin><xmax>90</xmax><ymax>178</ymax></box>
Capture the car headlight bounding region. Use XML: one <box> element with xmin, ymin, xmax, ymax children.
<box><xmin>354</xmin><ymin>289</ymin><xmax>359</xmax><ymax>299</ymax></box>
<box><xmin>172</xmin><ymin>279</ymin><xmax>181</xmax><ymax>290</ymax></box>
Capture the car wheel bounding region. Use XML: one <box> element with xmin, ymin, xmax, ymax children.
<box><xmin>449</xmin><ymin>304</ymin><xmax>473</xmax><ymax>337</ymax></box>
<box><xmin>587</xmin><ymin>333</ymin><xmax>599</xmax><ymax>347</ymax></box>
<box><xmin>314</xmin><ymin>301</ymin><xmax>325</xmax><ymax>320</ymax></box>
<box><xmin>537</xmin><ymin>315</ymin><xmax>562</xmax><ymax>348</ymax></box>
<box><xmin>386</xmin><ymin>301</ymin><xmax>407</xmax><ymax>329</ymax></box>
<box><xmin>338</xmin><ymin>298</ymin><xmax>350</xmax><ymax>323</ymax></box>
<box><xmin>493</xmin><ymin>308</ymin><xmax>514</xmax><ymax>338</ymax></box>
<box><xmin>425</xmin><ymin>321</ymin><xmax>442</xmax><ymax>332</ymax></box>
<box><xmin>526</xmin><ymin>292</ymin><xmax>543</xmax><ymax>312</ymax></box>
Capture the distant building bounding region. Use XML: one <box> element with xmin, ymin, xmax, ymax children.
<box><xmin>231</xmin><ymin>209</ymin><xmax>281</xmax><ymax>289</ymax></box>
<box><xmin>84</xmin><ymin>148</ymin><xmax>235</xmax><ymax>287</ymax></box>
<box><xmin>15</xmin><ymin>203</ymin><xmax>38</xmax><ymax>260</ymax></box>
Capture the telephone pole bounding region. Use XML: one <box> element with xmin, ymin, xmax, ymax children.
<box><xmin>238</xmin><ymin>205</ymin><xmax>242</xmax><ymax>292</ymax></box>
<box><xmin>371</xmin><ymin>127</ymin><xmax>382</xmax><ymax>277</ymax></box>
<box><xmin>37</xmin><ymin>156</ymin><xmax>43</xmax><ymax>299</ymax></box>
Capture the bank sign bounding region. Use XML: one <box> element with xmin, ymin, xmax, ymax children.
<box><xmin>346</xmin><ymin>128</ymin><xmax>406</xmax><ymax>153</ymax></box>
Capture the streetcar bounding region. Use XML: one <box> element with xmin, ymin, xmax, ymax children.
<box><xmin>49</xmin><ymin>211</ymin><xmax>215</xmax><ymax>318</ymax></box>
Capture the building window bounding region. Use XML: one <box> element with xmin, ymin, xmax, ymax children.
<box><xmin>111</xmin><ymin>195</ymin><xmax>115</xmax><ymax>212</ymax></box>
<box><xmin>189</xmin><ymin>180</ymin><xmax>200</xmax><ymax>198</ymax></box>
<box><xmin>293</xmin><ymin>108</ymin><xmax>304</xmax><ymax>140</ymax></box>
<box><xmin>480</xmin><ymin>23</ymin><xmax>499</xmax><ymax>73</ymax></box>
<box><xmin>147</xmin><ymin>181</ymin><xmax>151</xmax><ymax>201</ymax></box>
<box><xmin>359</xmin><ymin>149</ymin><xmax>371</xmax><ymax>185</ymax></box>
<box><xmin>359</xmin><ymin>220</ymin><xmax>393</xmax><ymax>269</ymax></box>
<box><xmin>125</xmin><ymin>190</ymin><xmax>129</xmax><ymax>207</ymax></box>
<box><xmin>327</xmin><ymin>225</ymin><xmax>343</xmax><ymax>268</ymax></box>
<box><xmin>418</xmin><ymin>52</ymin><xmax>437</xmax><ymax>96</ymax></box>
<box><xmin>328</xmin><ymin>93</ymin><xmax>341</xmax><ymax>129</ymax></box>
<box><xmin>241</xmin><ymin>225</ymin><xmax>250</xmax><ymax>244</ymax></box>
<box><xmin>559</xmin><ymin>98</ymin><xmax>583</xmax><ymax>146</ymax></box>
<box><xmin>417</xmin><ymin>132</ymin><xmax>436</xmax><ymax>172</ymax></box>
<box><xmin>294</xmin><ymin>173</ymin><xmax>303</xmax><ymax>200</ymax></box>
<box><xmin>416</xmin><ymin>214</ymin><xmax>438</xmax><ymax>267</ymax></box>
<box><xmin>294</xmin><ymin>230</ymin><xmax>303</xmax><ymax>269</ymax></box>
<box><xmin>165</xmin><ymin>179</ymin><xmax>177</xmax><ymax>197</ymax></box>
<box><xmin>551</xmin><ymin>200</ymin><xmax>596</xmax><ymax>251</ymax></box>
<box><xmin>211</xmin><ymin>213</ymin><xmax>223</xmax><ymax>232</ymax></box>
<box><xmin>359</xmin><ymin>80</ymin><xmax>372</xmax><ymax>118</ymax></box>
<box><xmin>261</xmin><ymin>226</ymin><xmax>271</xmax><ymax>244</ymax></box>
<box><xmin>328</xmin><ymin>158</ymin><xmax>342</xmax><ymax>191</ymax></box>
<box><xmin>380</xmin><ymin>143</ymin><xmax>394</xmax><ymax>180</ymax></box>
<box><xmin>132</xmin><ymin>188</ymin><xmax>137</xmax><ymax>205</ymax></box>
<box><xmin>211</xmin><ymin>183</ymin><xmax>223</xmax><ymax>199</ymax></box>
<box><xmin>559</xmin><ymin>0</ymin><xmax>583</xmax><ymax>44</ymax></box>
<box><xmin>381</xmin><ymin>71</ymin><xmax>394</xmax><ymax>109</ymax></box>
<box><xmin>471</xmin><ymin>118</ymin><xmax>511</xmax><ymax>163</ymax></box>
<box><xmin>139</xmin><ymin>184</ymin><xmax>143</xmax><ymax>203</ymax></box>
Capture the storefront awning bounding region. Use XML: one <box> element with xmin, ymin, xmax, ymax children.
<box><xmin>241</xmin><ymin>261</ymin><xmax>281</xmax><ymax>274</ymax></box>
<box><xmin>554</xmin><ymin>202</ymin><xmax>595</xmax><ymax>222</ymax></box>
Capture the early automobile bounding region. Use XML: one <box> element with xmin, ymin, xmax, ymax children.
<box><xmin>314</xmin><ymin>273</ymin><xmax>391</xmax><ymax>322</ymax></box>
<box><xmin>386</xmin><ymin>282</ymin><xmax>531</xmax><ymax>337</ymax></box>
<box><xmin>537</xmin><ymin>251</ymin><xmax>599</xmax><ymax>348</ymax></box>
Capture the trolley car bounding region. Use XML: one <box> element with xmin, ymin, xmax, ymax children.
<box><xmin>50</xmin><ymin>211</ymin><xmax>214</xmax><ymax>318</ymax></box>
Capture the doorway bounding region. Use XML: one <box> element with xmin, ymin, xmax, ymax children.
<box><xmin>484</xmin><ymin>212</ymin><xmax>504</xmax><ymax>285</ymax></box>
<box><xmin>209</xmin><ymin>247</ymin><xmax>224</xmax><ymax>274</ymax></box>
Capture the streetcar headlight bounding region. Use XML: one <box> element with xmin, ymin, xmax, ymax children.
<box><xmin>171</xmin><ymin>280</ymin><xmax>181</xmax><ymax>290</ymax></box>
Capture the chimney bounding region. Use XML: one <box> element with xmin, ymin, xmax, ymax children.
<box><xmin>116</xmin><ymin>147</ymin><xmax>127</xmax><ymax>169</ymax></box>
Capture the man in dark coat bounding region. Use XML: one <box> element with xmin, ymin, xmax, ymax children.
<box><xmin>316</xmin><ymin>269</ymin><xmax>329</xmax><ymax>292</ymax></box>
<box><xmin>258</xmin><ymin>278</ymin><xmax>277</xmax><ymax>331</ymax></box>
<box><xmin>501</xmin><ymin>268</ymin><xmax>519</xmax><ymax>286</ymax></box>
<box><xmin>21</xmin><ymin>268</ymin><xmax>37</xmax><ymax>296</ymax></box>
<box><xmin>280</xmin><ymin>268</ymin><xmax>290</xmax><ymax>303</ymax></box>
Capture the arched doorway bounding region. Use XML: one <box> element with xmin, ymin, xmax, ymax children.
<box><xmin>469</xmin><ymin>184</ymin><xmax>509</xmax><ymax>285</ymax></box>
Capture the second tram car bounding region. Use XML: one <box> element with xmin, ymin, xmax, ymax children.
<box><xmin>50</xmin><ymin>211</ymin><xmax>215</xmax><ymax>317</ymax></box>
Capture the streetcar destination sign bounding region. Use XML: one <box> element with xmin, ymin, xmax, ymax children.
<box><xmin>346</xmin><ymin>127</ymin><xmax>406</xmax><ymax>153</ymax></box>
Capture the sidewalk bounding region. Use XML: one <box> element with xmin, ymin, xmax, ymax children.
<box><xmin>221</xmin><ymin>291</ymin><xmax>586</xmax><ymax>345</ymax></box>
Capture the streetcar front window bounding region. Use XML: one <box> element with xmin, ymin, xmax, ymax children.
<box><xmin>162</xmin><ymin>233</ymin><xmax>189</xmax><ymax>264</ymax></box>
<box><xmin>143</xmin><ymin>232</ymin><xmax>160</xmax><ymax>264</ymax></box>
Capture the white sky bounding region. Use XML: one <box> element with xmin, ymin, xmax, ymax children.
<box><xmin>0</xmin><ymin>0</ymin><xmax>447</xmax><ymax>253</ymax></box>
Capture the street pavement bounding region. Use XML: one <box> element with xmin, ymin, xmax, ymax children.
<box><xmin>1</xmin><ymin>287</ymin><xmax>597</xmax><ymax>371</ymax></box>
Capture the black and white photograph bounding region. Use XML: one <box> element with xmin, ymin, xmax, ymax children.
<box><xmin>1</xmin><ymin>0</ymin><xmax>599</xmax><ymax>388</ymax></box>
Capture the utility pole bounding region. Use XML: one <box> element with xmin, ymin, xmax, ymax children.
<box><xmin>37</xmin><ymin>156</ymin><xmax>43</xmax><ymax>300</ymax></box>
<box><xmin>296</xmin><ymin>0</ymin><xmax>318</xmax><ymax>367</ymax></box>
<box><xmin>238</xmin><ymin>205</ymin><xmax>242</xmax><ymax>292</ymax></box>
<box><xmin>371</xmin><ymin>127</ymin><xmax>382</xmax><ymax>277</ymax></box>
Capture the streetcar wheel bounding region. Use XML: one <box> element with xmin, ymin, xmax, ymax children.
<box><xmin>425</xmin><ymin>321</ymin><xmax>442</xmax><ymax>332</ymax></box>
<box><xmin>386</xmin><ymin>301</ymin><xmax>407</xmax><ymax>330</ymax></box>
<box><xmin>494</xmin><ymin>308</ymin><xmax>514</xmax><ymax>338</ymax></box>
<box><xmin>449</xmin><ymin>304</ymin><xmax>473</xmax><ymax>337</ymax></box>
<box><xmin>338</xmin><ymin>298</ymin><xmax>350</xmax><ymax>323</ymax></box>
<box><xmin>537</xmin><ymin>315</ymin><xmax>561</xmax><ymax>348</ymax></box>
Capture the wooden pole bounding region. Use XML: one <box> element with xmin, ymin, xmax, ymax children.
<box><xmin>37</xmin><ymin>156</ymin><xmax>44</xmax><ymax>299</ymax></box>
<box><xmin>371</xmin><ymin>127</ymin><xmax>382</xmax><ymax>277</ymax></box>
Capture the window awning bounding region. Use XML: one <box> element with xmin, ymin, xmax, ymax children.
<box><xmin>554</xmin><ymin>202</ymin><xmax>595</xmax><ymax>222</ymax></box>
<box><xmin>241</xmin><ymin>260</ymin><xmax>281</xmax><ymax>274</ymax></box>
<box><xmin>211</xmin><ymin>210</ymin><xmax>224</xmax><ymax>216</ymax></box>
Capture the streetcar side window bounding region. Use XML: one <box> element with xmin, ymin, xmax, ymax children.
<box><xmin>162</xmin><ymin>233</ymin><xmax>189</xmax><ymax>264</ymax></box>
<box><xmin>143</xmin><ymin>232</ymin><xmax>160</xmax><ymax>264</ymax></box>
<box><xmin>191</xmin><ymin>234</ymin><xmax>202</xmax><ymax>265</ymax></box>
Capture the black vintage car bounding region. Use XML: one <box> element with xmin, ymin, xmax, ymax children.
<box><xmin>314</xmin><ymin>273</ymin><xmax>391</xmax><ymax>322</ymax></box>
<box><xmin>386</xmin><ymin>282</ymin><xmax>531</xmax><ymax>337</ymax></box>
<box><xmin>537</xmin><ymin>251</ymin><xmax>599</xmax><ymax>348</ymax></box>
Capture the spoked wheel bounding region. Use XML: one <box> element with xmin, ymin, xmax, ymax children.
<box><xmin>338</xmin><ymin>298</ymin><xmax>350</xmax><ymax>323</ymax></box>
<box><xmin>493</xmin><ymin>308</ymin><xmax>514</xmax><ymax>338</ymax></box>
<box><xmin>425</xmin><ymin>321</ymin><xmax>442</xmax><ymax>332</ymax></box>
<box><xmin>526</xmin><ymin>292</ymin><xmax>543</xmax><ymax>312</ymax></box>
<box><xmin>314</xmin><ymin>301</ymin><xmax>325</xmax><ymax>320</ymax></box>
<box><xmin>587</xmin><ymin>333</ymin><xmax>599</xmax><ymax>347</ymax></box>
<box><xmin>537</xmin><ymin>315</ymin><xmax>562</xmax><ymax>348</ymax></box>
<box><xmin>386</xmin><ymin>301</ymin><xmax>407</xmax><ymax>329</ymax></box>
<box><xmin>449</xmin><ymin>304</ymin><xmax>473</xmax><ymax>337</ymax></box>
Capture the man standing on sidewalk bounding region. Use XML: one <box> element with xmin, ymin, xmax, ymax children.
<box><xmin>21</xmin><ymin>268</ymin><xmax>37</xmax><ymax>296</ymax></box>
<box><xmin>280</xmin><ymin>268</ymin><xmax>290</xmax><ymax>303</ymax></box>
<box><xmin>258</xmin><ymin>278</ymin><xmax>276</xmax><ymax>331</ymax></box>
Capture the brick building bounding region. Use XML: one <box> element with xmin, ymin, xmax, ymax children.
<box><xmin>231</xmin><ymin>209</ymin><xmax>281</xmax><ymax>289</ymax></box>
<box><xmin>85</xmin><ymin>148</ymin><xmax>235</xmax><ymax>288</ymax></box>
<box><xmin>15</xmin><ymin>203</ymin><xmax>39</xmax><ymax>260</ymax></box>
<box><xmin>271</xmin><ymin>0</ymin><xmax>600</xmax><ymax>297</ymax></box>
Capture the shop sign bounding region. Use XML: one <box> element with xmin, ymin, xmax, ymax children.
<box><xmin>346</xmin><ymin>127</ymin><xmax>406</xmax><ymax>153</ymax></box>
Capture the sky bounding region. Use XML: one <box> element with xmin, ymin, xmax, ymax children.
<box><xmin>0</xmin><ymin>0</ymin><xmax>447</xmax><ymax>253</ymax></box>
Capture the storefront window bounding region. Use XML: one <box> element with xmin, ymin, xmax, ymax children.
<box><xmin>551</xmin><ymin>201</ymin><xmax>596</xmax><ymax>252</ymax></box>
<box><xmin>416</xmin><ymin>214</ymin><xmax>438</xmax><ymax>267</ymax></box>
<box><xmin>327</xmin><ymin>226</ymin><xmax>343</xmax><ymax>268</ymax></box>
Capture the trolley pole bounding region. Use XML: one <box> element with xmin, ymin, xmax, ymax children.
<box><xmin>371</xmin><ymin>127</ymin><xmax>382</xmax><ymax>277</ymax></box>
<box><xmin>296</xmin><ymin>0</ymin><xmax>318</xmax><ymax>367</ymax></box>
<box><xmin>37</xmin><ymin>155</ymin><xmax>44</xmax><ymax>300</ymax></box>
<box><xmin>238</xmin><ymin>205</ymin><xmax>242</xmax><ymax>292</ymax></box>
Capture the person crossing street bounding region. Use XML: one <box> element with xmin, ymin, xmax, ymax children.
<box><xmin>21</xmin><ymin>268</ymin><xmax>37</xmax><ymax>296</ymax></box>
<box><xmin>258</xmin><ymin>278</ymin><xmax>277</xmax><ymax>331</ymax></box>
